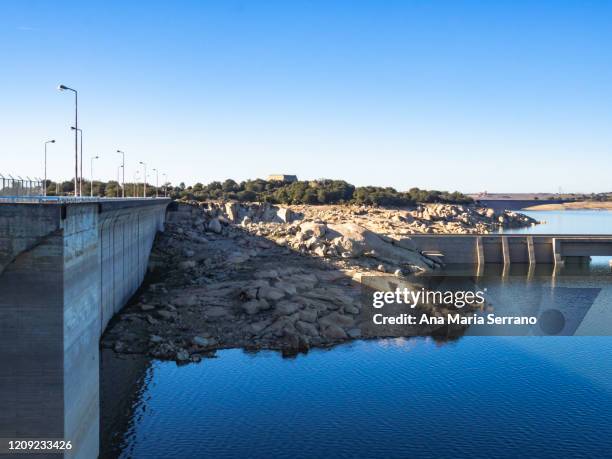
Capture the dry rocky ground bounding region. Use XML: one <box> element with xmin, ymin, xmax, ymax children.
<box><xmin>102</xmin><ymin>202</ymin><xmax>538</xmax><ymax>362</ymax></box>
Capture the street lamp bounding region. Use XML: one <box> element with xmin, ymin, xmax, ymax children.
<box><xmin>90</xmin><ymin>155</ymin><xmax>99</xmax><ymax>197</ymax></box>
<box><xmin>117</xmin><ymin>165</ymin><xmax>123</xmax><ymax>198</ymax></box>
<box><xmin>162</xmin><ymin>173</ymin><xmax>168</xmax><ymax>197</ymax></box>
<box><xmin>152</xmin><ymin>168</ymin><xmax>159</xmax><ymax>198</ymax></box>
<box><xmin>43</xmin><ymin>140</ymin><xmax>55</xmax><ymax>196</ymax></box>
<box><xmin>139</xmin><ymin>161</ymin><xmax>147</xmax><ymax>197</ymax></box>
<box><xmin>71</xmin><ymin>127</ymin><xmax>83</xmax><ymax>196</ymax></box>
<box><xmin>58</xmin><ymin>84</ymin><xmax>78</xmax><ymax>196</ymax></box>
<box><xmin>116</xmin><ymin>150</ymin><xmax>125</xmax><ymax>198</ymax></box>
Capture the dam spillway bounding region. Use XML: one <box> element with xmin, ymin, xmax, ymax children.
<box><xmin>409</xmin><ymin>234</ymin><xmax>612</xmax><ymax>266</ymax></box>
<box><xmin>0</xmin><ymin>198</ymin><xmax>169</xmax><ymax>458</ymax></box>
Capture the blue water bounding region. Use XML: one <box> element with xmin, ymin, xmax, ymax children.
<box><xmin>108</xmin><ymin>338</ymin><xmax>612</xmax><ymax>459</ymax></box>
<box><xmin>504</xmin><ymin>210</ymin><xmax>612</xmax><ymax>234</ymax></box>
<box><xmin>102</xmin><ymin>211</ymin><xmax>612</xmax><ymax>458</ymax></box>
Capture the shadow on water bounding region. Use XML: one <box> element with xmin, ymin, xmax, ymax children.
<box><xmin>99</xmin><ymin>351</ymin><xmax>152</xmax><ymax>459</ymax></box>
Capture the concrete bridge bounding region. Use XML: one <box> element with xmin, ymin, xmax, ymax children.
<box><xmin>0</xmin><ymin>197</ymin><xmax>169</xmax><ymax>458</ymax></box>
<box><xmin>411</xmin><ymin>234</ymin><xmax>612</xmax><ymax>267</ymax></box>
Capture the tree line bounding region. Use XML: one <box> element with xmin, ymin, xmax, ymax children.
<box><xmin>44</xmin><ymin>178</ymin><xmax>473</xmax><ymax>206</ymax></box>
<box><xmin>179</xmin><ymin>179</ymin><xmax>473</xmax><ymax>206</ymax></box>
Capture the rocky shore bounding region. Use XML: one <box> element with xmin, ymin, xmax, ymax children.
<box><xmin>101</xmin><ymin>202</ymin><xmax>538</xmax><ymax>362</ymax></box>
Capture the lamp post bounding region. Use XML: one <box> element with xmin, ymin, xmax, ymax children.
<box><xmin>162</xmin><ymin>173</ymin><xmax>168</xmax><ymax>197</ymax></box>
<box><xmin>90</xmin><ymin>155</ymin><xmax>99</xmax><ymax>197</ymax></box>
<box><xmin>139</xmin><ymin>161</ymin><xmax>147</xmax><ymax>197</ymax></box>
<box><xmin>117</xmin><ymin>165</ymin><xmax>125</xmax><ymax>198</ymax></box>
<box><xmin>58</xmin><ymin>84</ymin><xmax>78</xmax><ymax>196</ymax></box>
<box><xmin>116</xmin><ymin>150</ymin><xmax>125</xmax><ymax>198</ymax></box>
<box><xmin>116</xmin><ymin>165</ymin><xmax>123</xmax><ymax>197</ymax></box>
<box><xmin>71</xmin><ymin>127</ymin><xmax>83</xmax><ymax>196</ymax></box>
<box><xmin>43</xmin><ymin>140</ymin><xmax>55</xmax><ymax>196</ymax></box>
<box><xmin>152</xmin><ymin>168</ymin><xmax>159</xmax><ymax>198</ymax></box>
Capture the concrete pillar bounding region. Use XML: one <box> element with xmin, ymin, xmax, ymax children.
<box><xmin>502</xmin><ymin>236</ymin><xmax>510</xmax><ymax>266</ymax></box>
<box><xmin>476</xmin><ymin>236</ymin><xmax>484</xmax><ymax>268</ymax></box>
<box><xmin>527</xmin><ymin>236</ymin><xmax>535</xmax><ymax>265</ymax></box>
<box><xmin>552</xmin><ymin>238</ymin><xmax>564</xmax><ymax>267</ymax></box>
<box><xmin>475</xmin><ymin>236</ymin><xmax>484</xmax><ymax>276</ymax></box>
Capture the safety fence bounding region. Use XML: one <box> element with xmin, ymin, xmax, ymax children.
<box><xmin>0</xmin><ymin>174</ymin><xmax>44</xmax><ymax>197</ymax></box>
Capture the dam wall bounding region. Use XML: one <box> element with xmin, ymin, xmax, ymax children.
<box><xmin>472</xmin><ymin>199</ymin><xmax>566</xmax><ymax>211</ymax></box>
<box><xmin>0</xmin><ymin>198</ymin><xmax>169</xmax><ymax>458</ymax></box>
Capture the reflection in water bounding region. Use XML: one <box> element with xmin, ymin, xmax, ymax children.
<box><xmin>100</xmin><ymin>350</ymin><xmax>151</xmax><ymax>459</ymax></box>
<box><xmin>101</xmin><ymin>337</ymin><xmax>612</xmax><ymax>458</ymax></box>
<box><xmin>100</xmin><ymin>261</ymin><xmax>612</xmax><ymax>458</ymax></box>
<box><xmin>358</xmin><ymin>261</ymin><xmax>612</xmax><ymax>339</ymax></box>
<box><xmin>101</xmin><ymin>212</ymin><xmax>612</xmax><ymax>458</ymax></box>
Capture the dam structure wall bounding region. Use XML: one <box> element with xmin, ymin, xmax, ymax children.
<box><xmin>0</xmin><ymin>198</ymin><xmax>169</xmax><ymax>459</ymax></box>
<box><xmin>410</xmin><ymin>234</ymin><xmax>612</xmax><ymax>266</ymax></box>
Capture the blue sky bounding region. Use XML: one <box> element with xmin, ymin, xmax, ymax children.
<box><xmin>1</xmin><ymin>0</ymin><xmax>611</xmax><ymax>192</ymax></box>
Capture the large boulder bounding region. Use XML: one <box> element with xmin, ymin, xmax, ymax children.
<box><xmin>299</xmin><ymin>221</ymin><xmax>327</xmax><ymax>238</ymax></box>
<box><xmin>325</xmin><ymin>223</ymin><xmax>435</xmax><ymax>270</ymax></box>
<box><xmin>207</xmin><ymin>218</ymin><xmax>222</xmax><ymax>234</ymax></box>
<box><xmin>276</xmin><ymin>207</ymin><xmax>294</xmax><ymax>223</ymax></box>
<box><xmin>242</xmin><ymin>299</ymin><xmax>271</xmax><ymax>315</ymax></box>
<box><xmin>274</xmin><ymin>300</ymin><xmax>300</xmax><ymax>316</ymax></box>
<box><xmin>225</xmin><ymin>202</ymin><xmax>239</xmax><ymax>223</ymax></box>
<box><xmin>320</xmin><ymin>324</ymin><xmax>348</xmax><ymax>340</ymax></box>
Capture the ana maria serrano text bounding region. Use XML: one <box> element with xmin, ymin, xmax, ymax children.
<box><xmin>371</xmin><ymin>287</ymin><xmax>537</xmax><ymax>326</ymax></box>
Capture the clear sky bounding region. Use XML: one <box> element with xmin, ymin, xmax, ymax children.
<box><xmin>1</xmin><ymin>0</ymin><xmax>611</xmax><ymax>193</ymax></box>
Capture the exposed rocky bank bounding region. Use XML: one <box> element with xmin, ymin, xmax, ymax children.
<box><xmin>102</xmin><ymin>202</ymin><xmax>538</xmax><ymax>362</ymax></box>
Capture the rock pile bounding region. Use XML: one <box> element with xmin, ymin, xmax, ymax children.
<box><xmin>250</xmin><ymin>221</ymin><xmax>438</xmax><ymax>272</ymax></box>
<box><xmin>288</xmin><ymin>203</ymin><xmax>537</xmax><ymax>235</ymax></box>
<box><xmin>101</xmin><ymin>200</ymin><xmax>538</xmax><ymax>362</ymax></box>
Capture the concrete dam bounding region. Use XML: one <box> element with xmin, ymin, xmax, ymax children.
<box><xmin>0</xmin><ymin>198</ymin><xmax>169</xmax><ymax>458</ymax></box>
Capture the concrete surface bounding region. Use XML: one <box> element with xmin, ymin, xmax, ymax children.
<box><xmin>410</xmin><ymin>234</ymin><xmax>612</xmax><ymax>266</ymax></box>
<box><xmin>0</xmin><ymin>199</ymin><xmax>169</xmax><ymax>459</ymax></box>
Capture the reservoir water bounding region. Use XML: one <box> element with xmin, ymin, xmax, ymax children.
<box><xmin>101</xmin><ymin>210</ymin><xmax>612</xmax><ymax>458</ymax></box>
<box><xmin>504</xmin><ymin>209</ymin><xmax>612</xmax><ymax>235</ymax></box>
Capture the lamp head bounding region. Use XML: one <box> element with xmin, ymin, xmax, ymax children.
<box><xmin>58</xmin><ymin>84</ymin><xmax>68</xmax><ymax>91</ymax></box>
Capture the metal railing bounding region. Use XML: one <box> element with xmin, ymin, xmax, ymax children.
<box><xmin>0</xmin><ymin>195</ymin><xmax>170</xmax><ymax>204</ymax></box>
<box><xmin>0</xmin><ymin>174</ymin><xmax>44</xmax><ymax>197</ymax></box>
